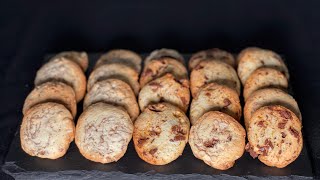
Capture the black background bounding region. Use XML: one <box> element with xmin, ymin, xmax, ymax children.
<box><xmin>0</xmin><ymin>0</ymin><xmax>320</xmax><ymax>179</ymax></box>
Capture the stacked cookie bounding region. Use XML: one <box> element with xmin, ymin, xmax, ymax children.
<box><xmin>75</xmin><ymin>49</ymin><xmax>141</xmax><ymax>163</ymax></box>
<box><xmin>239</xmin><ymin>47</ymin><xmax>302</xmax><ymax>168</ymax></box>
<box><xmin>21</xmin><ymin>51</ymin><xmax>88</xmax><ymax>159</ymax></box>
<box><xmin>133</xmin><ymin>49</ymin><xmax>190</xmax><ymax>165</ymax></box>
<box><xmin>188</xmin><ymin>49</ymin><xmax>246</xmax><ymax>170</ymax></box>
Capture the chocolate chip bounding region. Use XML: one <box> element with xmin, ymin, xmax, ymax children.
<box><xmin>281</xmin><ymin>132</ymin><xmax>287</xmax><ymax>138</ymax></box>
<box><xmin>265</xmin><ymin>139</ymin><xmax>274</xmax><ymax>149</ymax></box>
<box><xmin>171</xmin><ymin>125</ymin><xmax>185</xmax><ymax>135</ymax></box>
<box><xmin>245</xmin><ymin>143</ymin><xmax>258</xmax><ymax>158</ymax></box>
<box><xmin>149</xmin><ymin>148</ymin><xmax>158</xmax><ymax>155</ymax></box>
<box><xmin>148</xmin><ymin>104</ymin><xmax>166</xmax><ymax>112</ymax></box>
<box><xmin>203</xmin><ymin>138</ymin><xmax>219</xmax><ymax>148</ymax></box>
<box><xmin>278</xmin><ymin>120</ymin><xmax>287</xmax><ymax>129</ymax></box>
<box><xmin>138</xmin><ymin>138</ymin><xmax>149</xmax><ymax>147</ymax></box>
<box><xmin>180</xmin><ymin>96</ymin><xmax>187</xmax><ymax>105</ymax></box>
<box><xmin>173</xmin><ymin>135</ymin><xmax>186</xmax><ymax>141</ymax></box>
<box><xmin>205</xmin><ymin>92</ymin><xmax>211</xmax><ymax>96</ymax></box>
<box><xmin>289</xmin><ymin>127</ymin><xmax>300</xmax><ymax>140</ymax></box>
<box><xmin>257</xmin><ymin>121</ymin><xmax>266</xmax><ymax>127</ymax></box>
<box><xmin>278</xmin><ymin>110</ymin><xmax>292</xmax><ymax>120</ymax></box>
<box><xmin>223</xmin><ymin>98</ymin><xmax>231</xmax><ymax>108</ymax></box>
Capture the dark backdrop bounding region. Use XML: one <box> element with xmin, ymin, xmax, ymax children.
<box><xmin>1</xmin><ymin>0</ymin><xmax>320</xmax><ymax>178</ymax></box>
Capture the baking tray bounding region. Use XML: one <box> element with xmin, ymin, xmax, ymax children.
<box><xmin>1</xmin><ymin>54</ymin><xmax>313</xmax><ymax>179</ymax></box>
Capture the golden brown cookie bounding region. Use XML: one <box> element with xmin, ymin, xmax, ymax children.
<box><xmin>133</xmin><ymin>103</ymin><xmax>190</xmax><ymax>165</ymax></box>
<box><xmin>50</xmin><ymin>51</ymin><xmax>89</xmax><ymax>71</ymax></box>
<box><xmin>144</xmin><ymin>48</ymin><xmax>185</xmax><ymax>65</ymax></box>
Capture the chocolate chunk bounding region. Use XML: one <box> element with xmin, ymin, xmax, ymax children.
<box><xmin>289</xmin><ymin>127</ymin><xmax>300</xmax><ymax>140</ymax></box>
<box><xmin>180</xmin><ymin>96</ymin><xmax>187</xmax><ymax>105</ymax></box>
<box><xmin>148</xmin><ymin>104</ymin><xmax>166</xmax><ymax>112</ymax></box>
<box><xmin>257</xmin><ymin>121</ymin><xmax>266</xmax><ymax>127</ymax></box>
<box><xmin>138</xmin><ymin>138</ymin><xmax>149</xmax><ymax>147</ymax></box>
<box><xmin>257</xmin><ymin>145</ymin><xmax>268</xmax><ymax>156</ymax></box>
<box><xmin>278</xmin><ymin>120</ymin><xmax>287</xmax><ymax>129</ymax></box>
<box><xmin>149</xmin><ymin>148</ymin><xmax>158</xmax><ymax>155</ymax></box>
<box><xmin>245</xmin><ymin>143</ymin><xmax>258</xmax><ymax>158</ymax></box>
<box><xmin>173</xmin><ymin>135</ymin><xmax>186</xmax><ymax>141</ymax></box>
<box><xmin>205</xmin><ymin>92</ymin><xmax>211</xmax><ymax>96</ymax></box>
<box><xmin>203</xmin><ymin>138</ymin><xmax>219</xmax><ymax>148</ymax></box>
<box><xmin>281</xmin><ymin>132</ymin><xmax>287</xmax><ymax>138</ymax></box>
<box><xmin>223</xmin><ymin>98</ymin><xmax>231</xmax><ymax>108</ymax></box>
<box><xmin>265</xmin><ymin>139</ymin><xmax>274</xmax><ymax>149</ymax></box>
<box><xmin>171</xmin><ymin>125</ymin><xmax>185</xmax><ymax>135</ymax></box>
<box><xmin>278</xmin><ymin>109</ymin><xmax>292</xmax><ymax>120</ymax></box>
<box><xmin>227</xmin><ymin>135</ymin><xmax>232</xmax><ymax>141</ymax></box>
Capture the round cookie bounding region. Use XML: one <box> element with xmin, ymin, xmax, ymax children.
<box><xmin>94</xmin><ymin>49</ymin><xmax>142</xmax><ymax>73</ymax></box>
<box><xmin>83</xmin><ymin>79</ymin><xmax>139</xmax><ymax>121</ymax></box>
<box><xmin>189</xmin><ymin>111</ymin><xmax>246</xmax><ymax>170</ymax></box>
<box><xmin>237</xmin><ymin>47</ymin><xmax>289</xmax><ymax>84</ymax></box>
<box><xmin>133</xmin><ymin>103</ymin><xmax>190</xmax><ymax>165</ymax></box>
<box><xmin>23</xmin><ymin>81</ymin><xmax>77</xmax><ymax>117</ymax></box>
<box><xmin>75</xmin><ymin>103</ymin><xmax>133</xmax><ymax>164</ymax></box>
<box><xmin>139</xmin><ymin>73</ymin><xmax>190</xmax><ymax>113</ymax></box>
<box><xmin>190</xmin><ymin>60</ymin><xmax>241</xmax><ymax>97</ymax></box>
<box><xmin>190</xmin><ymin>83</ymin><xmax>241</xmax><ymax>125</ymax></box>
<box><xmin>34</xmin><ymin>58</ymin><xmax>86</xmax><ymax>102</ymax></box>
<box><xmin>144</xmin><ymin>48</ymin><xmax>185</xmax><ymax>65</ymax></box>
<box><xmin>246</xmin><ymin>105</ymin><xmax>303</xmax><ymax>168</ymax></box>
<box><xmin>189</xmin><ymin>48</ymin><xmax>235</xmax><ymax>70</ymax></box>
<box><xmin>243</xmin><ymin>67</ymin><xmax>288</xmax><ymax>101</ymax></box>
<box><xmin>140</xmin><ymin>57</ymin><xmax>188</xmax><ymax>87</ymax></box>
<box><xmin>20</xmin><ymin>102</ymin><xmax>75</xmax><ymax>159</ymax></box>
<box><xmin>244</xmin><ymin>88</ymin><xmax>301</xmax><ymax>129</ymax></box>
<box><xmin>50</xmin><ymin>51</ymin><xmax>89</xmax><ymax>71</ymax></box>
<box><xmin>87</xmin><ymin>63</ymin><xmax>140</xmax><ymax>95</ymax></box>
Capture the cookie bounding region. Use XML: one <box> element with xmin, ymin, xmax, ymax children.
<box><xmin>133</xmin><ymin>103</ymin><xmax>190</xmax><ymax>165</ymax></box>
<box><xmin>140</xmin><ymin>57</ymin><xmax>188</xmax><ymax>87</ymax></box>
<box><xmin>83</xmin><ymin>79</ymin><xmax>139</xmax><ymax>121</ymax></box>
<box><xmin>23</xmin><ymin>81</ymin><xmax>77</xmax><ymax>117</ymax></box>
<box><xmin>189</xmin><ymin>48</ymin><xmax>235</xmax><ymax>70</ymax></box>
<box><xmin>139</xmin><ymin>73</ymin><xmax>190</xmax><ymax>113</ymax></box>
<box><xmin>190</xmin><ymin>83</ymin><xmax>241</xmax><ymax>125</ymax></box>
<box><xmin>87</xmin><ymin>63</ymin><xmax>140</xmax><ymax>95</ymax></box>
<box><xmin>244</xmin><ymin>88</ymin><xmax>301</xmax><ymax>129</ymax></box>
<box><xmin>34</xmin><ymin>58</ymin><xmax>86</xmax><ymax>102</ymax></box>
<box><xmin>189</xmin><ymin>111</ymin><xmax>246</xmax><ymax>170</ymax></box>
<box><xmin>144</xmin><ymin>48</ymin><xmax>185</xmax><ymax>65</ymax></box>
<box><xmin>237</xmin><ymin>47</ymin><xmax>289</xmax><ymax>84</ymax></box>
<box><xmin>20</xmin><ymin>102</ymin><xmax>75</xmax><ymax>159</ymax></box>
<box><xmin>246</xmin><ymin>105</ymin><xmax>303</xmax><ymax>168</ymax></box>
<box><xmin>50</xmin><ymin>51</ymin><xmax>89</xmax><ymax>71</ymax></box>
<box><xmin>94</xmin><ymin>49</ymin><xmax>142</xmax><ymax>73</ymax></box>
<box><xmin>243</xmin><ymin>67</ymin><xmax>288</xmax><ymax>101</ymax></box>
<box><xmin>75</xmin><ymin>102</ymin><xmax>133</xmax><ymax>164</ymax></box>
<box><xmin>190</xmin><ymin>60</ymin><xmax>241</xmax><ymax>97</ymax></box>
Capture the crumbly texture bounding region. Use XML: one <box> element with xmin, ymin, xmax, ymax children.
<box><xmin>189</xmin><ymin>111</ymin><xmax>246</xmax><ymax>170</ymax></box>
<box><xmin>75</xmin><ymin>103</ymin><xmax>133</xmax><ymax>164</ymax></box>
<box><xmin>237</xmin><ymin>47</ymin><xmax>289</xmax><ymax>84</ymax></box>
<box><xmin>133</xmin><ymin>103</ymin><xmax>190</xmax><ymax>165</ymax></box>
<box><xmin>246</xmin><ymin>105</ymin><xmax>303</xmax><ymax>168</ymax></box>
<box><xmin>87</xmin><ymin>63</ymin><xmax>140</xmax><ymax>95</ymax></box>
<box><xmin>94</xmin><ymin>49</ymin><xmax>142</xmax><ymax>73</ymax></box>
<box><xmin>138</xmin><ymin>74</ymin><xmax>190</xmax><ymax>112</ymax></box>
<box><xmin>244</xmin><ymin>88</ymin><xmax>301</xmax><ymax>129</ymax></box>
<box><xmin>34</xmin><ymin>58</ymin><xmax>86</xmax><ymax>102</ymax></box>
<box><xmin>243</xmin><ymin>67</ymin><xmax>288</xmax><ymax>101</ymax></box>
<box><xmin>23</xmin><ymin>81</ymin><xmax>77</xmax><ymax>117</ymax></box>
<box><xmin>190</xmin><ymin>83</ymin><xmax>241</xmax><ymax>125</ymax></box>
<box><xmin>140</xmin><ymin>57</ymin><xmax>188</xmax><ymax>87</ymax></box>
<box><xmin>190</xmin><ymin>60</ymin><xmax>240</xmax><ymax>97</ymax></box>
<box><xmin>144</xmin><ymin>48</ymin><xmax>185</xmax><ymax>65</ymax></box>
<box><xmin>83</xmin><ymin>79</ymin><xmax>139</xmax><ymax>122</ymax></box>
<box><xmin>20</xmin><ymin>102</ymin><xmax>75</xmax><ymax>159</ymax></box>
<box><xmin>51</xmin><ymin>51</ymin><xmax>89</xmax><ymax>72</ymax></box>
<box><xmin>189</xmin><ymin>48</ymin><xmax>235</xmax><ymax>70</ymax></box>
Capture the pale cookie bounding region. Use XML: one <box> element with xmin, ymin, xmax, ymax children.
<box><xmin>190</xmin><ymin>83</ymin><xmax>241</xmax><ymax>125</ymax></box>
<box><xmin>133</xmin><ymin>103</ymin><xmax>190</xmax><ymax>165</ymax></box>
<box><xmin>34</xmin><ymin>58</ymin><xmax>86</xmax><ymax>102</ymax></box>
<box><xmin>144</xmin><ymin>48</ymin><xmax>185</xmax><ymax>65</ymax></box>
<box><xmin>23</xmin><ymin>81</ymin><xmax>77</xmax><ymax>117</ymax></box>
<box><xmin>190</xmin><ymin>60</ymin><xmax>241</xmax><ymax>97</ymax></box>
<box><xmin>20</xmin><ymin>102</ymin><xmax>75</xmax><ymax>159</ymax></box>
<box><xmin>189</xmin><ymin>111</ymin><xmax>246</xmax><ymax>170</ymax></box>
<box><xmin>246</xmin><ymin>105</ymin><xmax>303</xmax><ymax>168</ymax></box>
<box><xmin>83</xmin><ymin>79</ymin><xmax>139</xmax><ymax>121</ymax></box>
<box><xmin>75</xmin><ymin>103</ymin><xmax>133</xmax><ymax>164</ymax></box>
<box><xmin>50</xmin><ymin>51</ymin><xmax>89</xmax><ymax>71</ymax></box>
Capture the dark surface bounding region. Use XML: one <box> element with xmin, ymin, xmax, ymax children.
<box><xmin>1</xmin><ymin>0</ymin><xmax>320</xmax><ymax>179</ymax></box>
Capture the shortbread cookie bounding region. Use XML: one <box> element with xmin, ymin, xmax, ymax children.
<box><xmin>244</xmin><ymin>88</ymin><xmax>301</xmax><ymax>129</ymax></box>
<box><xmin>83</xmin><ymin>79</ymin><xmax>139</xmax><ymax>121</ymax></box>
<box><xmin>140</xmin><ymin>57</ymin><xmax>188</xmax><ymax>87</ymax></box>
<box><xmin>87</xmin><ymin>63</ymin><xmax>140</xmax><ymax>95</ymax></box>
<box><xmin>190</xmin><ymin>83</ymin><xmax>241</xmax><ymax>125</ymax></box>
<box><xmin>189</xmin><ymin>111</ymin><xmax>246</xmax><ymax>170</ymax></box>
<box><xmin>246</xmin><ymin>105</ymin><xmax>303</xmax><ymax>168</ymax></box>
<box><xmin>189</xmin><ymin>48</ymin><xmax>235</xmax><ymax>70</ymax></box>
<box><xmin>51</xmin><ymin>51</ymin><xmax>89</xmax><ymax>71</ymax></box>
<box><xmin>75</xmin><ymin>103</ymin><xmax>133</xmax><ymax>164</ymax></box>
<box><xmin>94</xmin><ymin>49</ymin><xmax>142</xmax><ymax>73</ymax></box>
<box><xmin>133</xmin><ymin>103</ymin><xmax>190</xmax><ymax>165</ymax></box>
<box><xmin>34</xmin><ymin>58</ymin><xmax>86</xmax><ymax>102</ymax></box>
<box><xmin>23</xmin><ymin>81</ymin><xmax>77</xmax><ymax>117</ymax></box>
<box><xmin>190</xmin><ymin>60</ymin><xmax>240</xmax><ymax>97</ymax></box>
<box><xmin>144</xmin><ymin>48</ymin><xmax>185</xmax><ymax>65</ymax></box>
<box><xmin>20</xmin><ymin>102</ymin><xmax>75</xmax><ymax>159</ymax></box>
<box><xmin>237</xmin><ymin>47</ymin><xmax>289</xmax><ymax>84</ymax></box>
<box><xmin>243</xmin><ymin>67</ymin><xmax>288</xmax><ymax>101</ymax></box>
<box><xmin>139</xmin><ymin>74</ymin><xmax>190</xmax><ymax>112</ymax></box>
